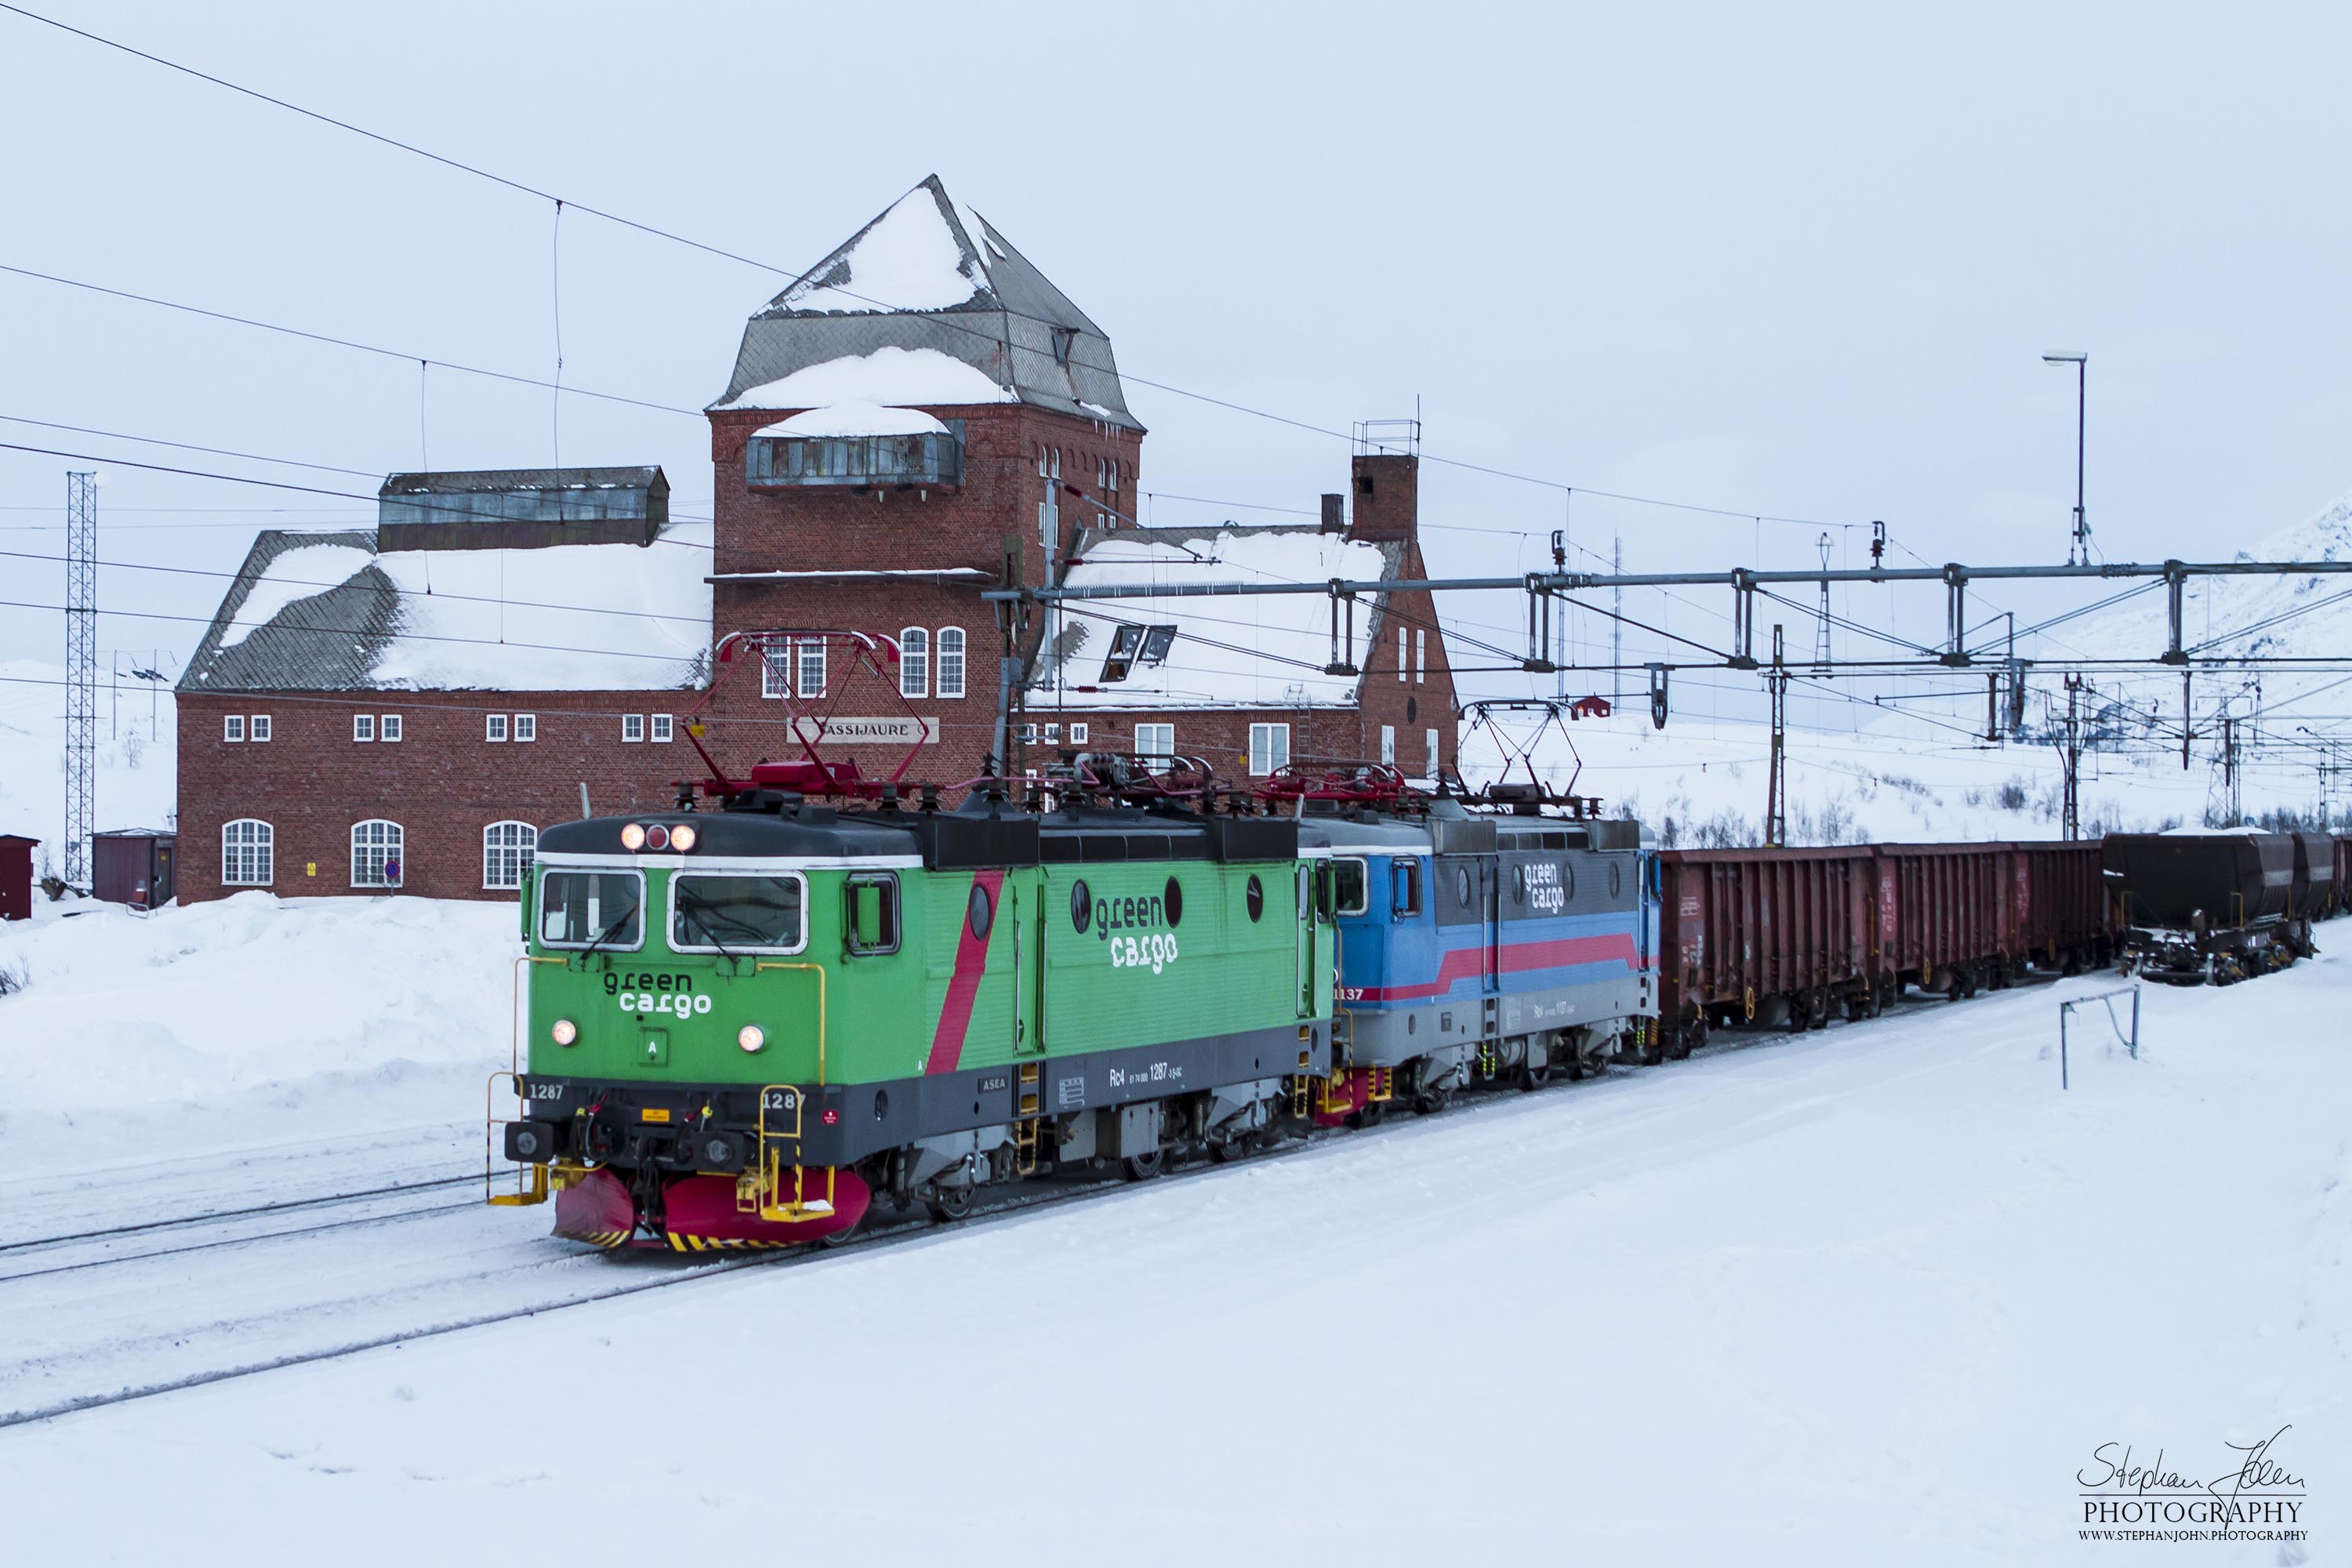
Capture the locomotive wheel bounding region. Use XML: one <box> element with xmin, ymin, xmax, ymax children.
<box><xmin>1677</xmin><ymin>1018</ymin><xmax>1705</xmax><ymax>1058</ymax></box>
<box><xmin>1122</xmin><ymin>1150</ymin><xmax>1165</xmax><ymax>1181</ymax></box>
<box><xmin>1516</xmin><ymin>1060</ymin><xmax>1551</xmax><ymax>1092</ymax></box>
<box><xmin>1414</xmin><ymin>1082</ymin><xmax>1456</xmax><ymax>1116</ymax></box>
<box><xmin>1208</xmin><ymin>1138</ymin><xmax>1244</xmax><ymax>1163</ymax></box>
<box><xmin>925</xmin><ymin>1186</ymin><xmax>974</xmax><ymax>1222</ymax></box>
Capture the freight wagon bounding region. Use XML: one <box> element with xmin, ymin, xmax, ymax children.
<box><xmin>2103</xmin><ymin>830</ymin><xmax>2319</xmax><ymax>984</ymax></box>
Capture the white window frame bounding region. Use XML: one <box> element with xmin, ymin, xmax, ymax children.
<box><xmin>898</xmin><ymin>627</ymin><xmax>930</xmax><ymax>699</ymax></box>
<box><xmin>936</xmin><ymin>626</ymin><xmax>966</xmax><ymax>699</ymax></box>
<box><xmin>481</xmin><ymin>820</ymin><xmax>536</xmax><ymax>891</ymax></box>
<box><xmin>666</xmin><ymin>868</ymin><xmax>811</xmax><ymax>956</ymax></box>
<box><xmin>1426</xmin><ymin>728</ymin><xmax>1440</xmax><ymax>775</ymax></box>
<box><xmin>353</xmin><ymin>713</ymin><xmax>375</xmax><ymax>742</ymax></box>
<box><xmin>1414</xmin><ymin>630</ymin><xmax>1425</xmax><ymax>684</ymax></box>
<box><xmin>535</xmin><ymin>868</ymin><xmax>646</xmax><ymax>952</ymax></box>
<box><xmin>1332</xmin><ymin>855</ymin><xmax>1370</xmax><ymax>916</ymax></box>
<box><xmin>380</xmin><ymin>713</ymin><xmax>403</xmax><ymax>742</ymax></box>
<box><xmin>1070</xmin><ymin>722</ymin><xmax>1089</xmax><ymax>745</ymax></box>
<box><xmin>1380</xmin><ymin>724</ymin><xmax>1396</xmax><ymax>765</ymax></box>
<box><xmin>1135</xmin><ymin>722</ymin><xmax>1173</xmax><ymax>768</ymax></box>
<box><xmin>1248</xmin><ymin>722</ymin><xmax>1290</xmax><ymax>776</ymax></box>
<box><xmin>486</xmin><ymin>713</ymin><xmax>508</xmax><ymax>743</ymax></box>
<box><xmin>1397</xmin><ymin>626</ymin><xmax>1409</xmax><ymax>682</ymax></box>
<box><xmin>223</xmin><ymin>714</ymin><xmax>245</xmax><ymax>742</ymax></box>
<box><xmin>350</xmin><ymin>818</ymin><xmax>404</xmax><ymax>889</ymax></box>
<box><xmin>622</xmin><ymin>714</ymin><xmax>645</xmax><ymax>743</ymax></box>
<box><xmin>760</xmin><ymin>648</ymin><xmax>786</xmax><ymax>699</ymax></box>
<box><xmin>514</xmin><ymin>713</ymin><xmax>536</xmax><ymax>742</ymax></box>
<box><xmin>652</xmin><ymin>713</ymin><xmax>673</xmax><ymax>743</ymax></box>
<box><xmin>221</xmin><ymin>818</ymin><xmax>273</xmax><ymax>886</ymax></box>
<box><xmin>797</xmin><ymin>637</ymin><xmax>826</xmax><ymax>699</ymax></box>
<box><xmin>249</xmin><ymin>714</ymin><xmax>271</xmax><ymax>742</ymax></box>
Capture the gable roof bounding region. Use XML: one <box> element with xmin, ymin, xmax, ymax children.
<box><xmin>715</xmin><ymin>176</ymin><xmax>1142</xmax><ymax>431</ymax></box>
<box><xmin>1028</xmin><ymin>525</ymin><xmax>1404</xmax><ymax>712</ymax></box>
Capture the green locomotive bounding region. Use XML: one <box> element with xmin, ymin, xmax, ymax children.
<box><xmin>499</xmin><ymin>785</ymin><xmax>1334</xmax><ymax>1249</ymax></box>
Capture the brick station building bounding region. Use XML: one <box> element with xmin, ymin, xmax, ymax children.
<box><xmin>176</xmin><ymin>176</ymin><xmax>1456</xmax><ymax>903</ymax></box>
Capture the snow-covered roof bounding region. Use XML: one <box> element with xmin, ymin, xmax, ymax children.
<box><xmin>715</xmin><ymin>176</ymin><xmax>1141</xmax><ymax>432</ymax></box>
<box><xmin>756</xmin><ymin>401</ymin><xmax>951</xmax><ymax>439</ymax></box>
<box><xmin>721</xmin><ymin>352</ymin><xmax>1011</xmax><ymax>414</ymax></box>
<box><xmin>179</xmin><ymin>525</ymin><xmax>713</xmax><ymax>694</ymax></box>
<box><xmin>1029</xmin><ymin>526</ymin><xmax>1400</xmax><ymax>711</ymax></box>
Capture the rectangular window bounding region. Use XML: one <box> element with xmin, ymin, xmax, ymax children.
<box><xmin>1332</xmin><ymin>856</ymin><xmax>1369</xmax><ymax>916</ymax></box>
<box><xmin>1044</xmin><ymin>723</ymin><xmax>1062</xmax><ymax>743</ymax></box>
<box><xmin>797</xmin><ymin>638</ymin><xmax>826</xmax><ymax>699</ymax></box>
<box><xmin>1426</xmin><ymin>728</ymin><xmax>1439</xmax><ymax>775</ymax></box>
<box><xmin>486</xmin><ymin>713</ymin><xmax>508</xmax><ymax>742</ymax></box>
<box><xmin>652</xmin><ymin>713</ymin><xmax>673</xmax><ymax>742</ymax></box>
<box><xmin>936</xmin><ymin>627</ymin><xmax>966</xmax><ymax>699</ymax></box>
<box><xmin>1392</xmin><ymin>858</ymin><xmax>1421</xmax><ymax>916</ymax></box>
<box><xmin>1070</xmin><ymin>722</ymin><xmax>1089</xmax><ymax>744</ymax></box>
<box><xmin>381</xmin><ymin>713</ymin><xmax>403</xmax><ymax>742</ymax></box>
<box><xmin>481</xmin><ymin>822</ymin><xmax>536</xmax><ymax>891</ymax></box>
<box><xmin>250</xmin><ymin>715</ymin><xmax>271</xmax><ymax>742</ymax></box>
<box><xmin>223</xmin><ymin>714</ymin><xmax>245</xmax><ymax>742</ymax></box>
<box><xmin>354</xmin><ymin>714</ymin><xmax>375</xmax><ymax>742</ymax></box>
<box><xmin>622</xmin><ymin>714</ymin><xmax>645</xmax><ymax>743</ymax></box>
<box><xmin>1414</xmin><ymin>630</ymin><xmax>1426</xmax><ymax>684</ymax></box>
<box><xmin>536</xmin><ymin>869</ymin><xmax>644</xmax><ymax>950</ymax></box>
<box><xmin>1135</xmin><ymin>722</ymin><xmax>1174</xmax><ymax>768</ymax></box>
<box><xmin>514</xmin><ymin>713</ymin><xmax>536</xmax><ymax>742</ymax></box>
<box><xmin>844</xmin><ymin>873</ymin><xmax>901</xmax><ymax>956</ymax></box>
<box><xmin>670</xmin><ymin>872</ymin><xmax>807</xmax><ymax>955</ymax></box>
<box><xmin>1380</xmin><ymin>724</ymin><xmax>1396</xmax><ymax>765</ymax></box>
<box><xmin>1397</xmin><ymin>627</ymin><xmax>1409</xmax><ymax>682</ymax></box>
<box><xmin>760</xmin><ymin>649</ymin><xmax>786</xmax><ymax>699</ymax></box>
<box><xmin>1248</xmin><ymin>722</ymin><xmax>1290</xmax><ymax>776</ymax></box>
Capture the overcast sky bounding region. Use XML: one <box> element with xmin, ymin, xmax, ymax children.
<box><xmin>4</xmin><ymin>0</ymin><xmax>2347</xmax><ymax>733</ymax></box>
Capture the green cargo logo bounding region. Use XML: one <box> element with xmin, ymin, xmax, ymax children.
<box><xmin>1110</xmin><ymin>932</ymin><xmax>1180</xmax><ymax>974</ymax></box>
<box><xmin>1084</xmin><ymin>887</ymin><xmax>1182</xmax><ymax>973</ymax></box>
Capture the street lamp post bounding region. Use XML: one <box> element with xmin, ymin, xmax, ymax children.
<box><xmin>2044</xmin><ymin>351</ymin><xmax>2087</xmax><ymax>564</ymax></box>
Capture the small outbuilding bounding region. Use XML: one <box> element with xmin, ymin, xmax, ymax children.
<box><xmin>93</xmin><ymin>829</ymin><xmax>177</xmax><ymax>909</ymax></box>
<box><xmin>0</xmin><ymin>834</ymin><xmax>38</xmax><ymax>921</ymax></box>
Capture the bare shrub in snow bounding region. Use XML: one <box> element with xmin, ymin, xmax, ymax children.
<box><xmin>1996</xmin><ymin>778</ymin><xmax>2028</xmax><ymax>811</ymax></box>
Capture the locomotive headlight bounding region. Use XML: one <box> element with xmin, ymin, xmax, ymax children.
<box><xmin>619</xmin><ymin>822</ymin><xmax>647</xmax><ymax>851</ymax></box>
<box><xmin>737</xmin><ymin>1024</ymin><xmax>766</xmax><ymax>1053</ymax></box>
<box><xmin>670</xmin><ymin>823</ymin><xmax>698</xmax><ymax>851</ymax></box>
<box><xmin>550</xmin><ymin>1018</ymin><xmax>579</xmax><ymax>1047</ymax></box>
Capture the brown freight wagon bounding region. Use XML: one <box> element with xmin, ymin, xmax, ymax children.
<box><xmin>1871</xmin><ymin>842</ymin><xmax>2026</xmax><ymax>1000</ymax></box>
<box><xmin>2005</xmin><ymin>840</ymin><xmax>2109</xmax><ymax>975</ymax></box>
<box><xmin>1653</xmin><ymin>847</ymin><xmax>1878</xmax><ymax>1056</ymax></box>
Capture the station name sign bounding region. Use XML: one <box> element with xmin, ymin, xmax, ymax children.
<box><xmin>789</xmin><ymin>716</ymin><xmax>940</xmax><ymax>746</ymax></box>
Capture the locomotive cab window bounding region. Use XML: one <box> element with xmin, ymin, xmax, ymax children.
<box><xmin>1392</xmin><ymin>858</ymin><xmax>1421</xmax><ymax>916</ymax></box>
<box><xmin>538</xmin><ymin>869</ymin><xmax>644</xmax><ymax>950</ymax></box>
<box><xmin>670</xmin><ymin>872</ymin><xmax>807</xmax><ymax>955</ymax></box>
<box><xmin>844</xmin><ymin>873</ymin><xmax>901</xmax><ymax>956</ymax></box>
<box><xmin>1331</xmin><ymin>857</ymin><xmax>1369</xmax><ymax>916</ymax></box>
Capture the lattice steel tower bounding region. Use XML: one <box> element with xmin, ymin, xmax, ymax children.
<box><xmin>64</xmin><ymin>471</ymin><xmax>96</xmax><ymax>887</ymax></box>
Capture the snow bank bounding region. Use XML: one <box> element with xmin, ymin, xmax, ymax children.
<box><xmin>715</xmin><ymin>347</ymin><xmax>1016</xmax><ymax>412</ymax></box>
<box><xmin>758</xmin><ymin>401</ymin><xmax>949</xmax><ymax>438</ymax></box>
<box><xmin>217</xmin><ymin>543</ymin><xmax>376</xmax><ymax>650</ymax></box>
<box><xmin>1033</xmin><ymin>529</ymin><xmax>1392</xmax><ymax>710</ymax></box>
<box><xmin>366</xmin><ymin>523</ymin><xmax>712</xmax><ymax>691</ymax></box>
<box><xmin>0</xmin><ymin>892</ymin><xmax>519</xmax><ymax>1178</ymax></box>
<box><xmin>773</xmin><ymin>183</ymin><xmax>985</xmax><ymax>315</ymax></box>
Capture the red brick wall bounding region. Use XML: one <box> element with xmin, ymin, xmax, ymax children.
<box><xmin>176</xmin><ymin>690</ymin><xmax>701</xmax><ymax>903</ymax></box>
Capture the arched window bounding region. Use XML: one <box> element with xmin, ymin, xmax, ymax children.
<box><xmin>898</xmin><ymin>627</ymin><xmax>930</xmax><ymax>699</ymax></box>
<box><xmin>222</xmin><ymin>818</ymin><xmax>273</xmax><ymax>886</ymax></box>
<box><xmin>482</xmin><ymin>821</ymin><xmax>536</xmax><ymax>891</ymax></box>
<box><xmin>936</xmin><ymin>626</ymin><xmax>966</xmax><ymax>699</ymax></box>
<box><xmin>351</xmin><ymin>819</ymin><xmax>405</xmax><ymax>888</ymax></box>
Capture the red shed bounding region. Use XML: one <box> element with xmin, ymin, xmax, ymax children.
<box><xmin>93</xmin><ymin>829</ymin><xmax>177</xmax><ymax>909</ymax></box>
<box><xmin>0</xmin><ymin>833</ymin><xmax>38</xmax><ymax>922</ymax></box>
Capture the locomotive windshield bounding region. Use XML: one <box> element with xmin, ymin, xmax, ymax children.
<box><xmin>1330</xmin><ymin>858</ymin><xmax>1369</xmax><ymax>916</ymax></box>
<box><xmin>539</xmin><ymin>870</ymin><xmax>642</xmax><ymax>949</ymax></box>
<box><xmin>670</xmin><ymin>872</ymin><xmax>806</xmax><ymax>954</ymax></box>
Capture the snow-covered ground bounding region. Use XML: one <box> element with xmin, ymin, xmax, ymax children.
<box><xmin>1</xmin><ymin>894</ymin><xmax>2340</xmax><ymax>1563</ymax></box>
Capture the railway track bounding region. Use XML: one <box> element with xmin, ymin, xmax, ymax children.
<box><xmin>0</xmin><ymin>973</ymin><xmax>2075</xmax><ymax>1432</ymax></box>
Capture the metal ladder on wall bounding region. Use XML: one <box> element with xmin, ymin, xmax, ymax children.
<box><xmin>1011</xmin><ymin>1062</ymin><xmax>1042</xmax><ymax>1175</ymax></box>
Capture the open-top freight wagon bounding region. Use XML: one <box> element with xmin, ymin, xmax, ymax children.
<box><xmin>1652</xmin><ymin>840</ymin><xmax>2108</xmax><ymax>1054</ymax></box>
